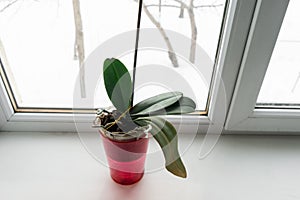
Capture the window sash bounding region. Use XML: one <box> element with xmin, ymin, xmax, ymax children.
<box><xmin>225</xmin><ymin>0</ymin><xmax>300</xmax><ymax>132</ymax></box>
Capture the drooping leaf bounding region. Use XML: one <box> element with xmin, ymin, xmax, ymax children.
<box><xmin>164</xmin><ymin>96</ymin><xmax>196</xmax><ymax>115</ymax></box>
<box><xmin>130</xmin><ymin>92</ymin><xmax>183</xmax><ymax>116</ymax></box>
<box><xmin>103</xmin><ymin>58</ymin><xmax>132</xmax><ymax>113</ymax></box>
<box><xmin>134</xmin><ymin>117</ymin><xmax>187</xmax><ymax>178</ymax></box>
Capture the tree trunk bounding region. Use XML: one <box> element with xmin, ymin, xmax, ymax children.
<box><xmin>187</xmin><ymin>7</ymin><xmax>197</xmax><ymax>63</ymax></box>
<box><xmin>72</xmin><ymin>0</ymin><xmax>86</xmax><ymax>98</ymax></box>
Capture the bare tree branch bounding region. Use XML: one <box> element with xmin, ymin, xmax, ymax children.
<box><xmin>171</xmin><ymin>0</ymin><xmax>197</xmax><ymax>63</ymax></box>
<box><xmin>142</xmin><ymin>0</ymin><xmax>224</xmax><ymax>64</ymax></box>
<box><xmin>158</xmin><ymin>0</ymin><xmax>162</xmax><ymax>22</ymax></box>
<box><xmin>72</xmin><ymin>0</ymin><xmax>86</xmax><ymax>98</ymax></box>
<box><xmin>194</xmin><ymin>4</ymin><xmax>223</xmax><ymax>8</ymax></box>
<box><xmin>143</xmin><ymin>3</ymin><xmax>179</xmax><ymax>67</ymax></box>
<box><xmin>0</xmin><ymin>0</ymin><xmax>19</xmax><ymax>12</ymax></box>
<box><xmin>145</xmin><ymin>3</ymin><xmax>223</xmax><ymax>10</ymax></box>
<box><xmin>188</xmin><ymin>0</ymin><xmax>197</xmax><ymax>63</ymax></box>
<box><xmin>159</xmin><ymin>0</ymin><xmax>162</xmax><ymax>13</ymax></box>
<box><xmin>179</xmin><ymin>3</ymin><xmax>184</xmax><ymax>18</ymax></box>
<box><xmin>146</xmin><ymin>4</ymin><xmax>180</xmax><ymax>9</ymax></box>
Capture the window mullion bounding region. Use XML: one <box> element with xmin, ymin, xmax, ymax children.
<box><xmin>225</xmin><ymin>0</ymin><xmax>291</xmax><ymax>131</ymax></box>
<box><xmin>208</xmin><ymin>0</ymin><xmax>257</xmax><ymax>125</ymax></box>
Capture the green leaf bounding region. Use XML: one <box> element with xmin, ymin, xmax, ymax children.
<box><xmin>164</xmin><ymin>96</ymin><xmax>196</xmax><ymax>115</ymax></box>
<box><xmin>130</xmin><ymin>92</ymin><xmax>183</xmax><ymax>116</ymax></box>
<box><xmin>166</xmin><ymin>106</ymin><xmax>195</xmax><ymax>115</ymax></box>
<box><xmin>103</xmin><ymin>58</ymin><xmax>132</xmax><ymax>113</ymax></box>
<box><xmin>135</xmin><ymin>117</ymin><xmax>187</xmax><ymax>178</ymax></box>
<box><xmin>131</xmin><ymin>96</ymin><xmax>196</xmax><ymax>118</ymax></box>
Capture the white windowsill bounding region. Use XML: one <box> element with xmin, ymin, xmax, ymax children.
<box><xmin>1</xmin><ymin>132</ymin><xmax>300</xmax><ymax>200</ymax></box>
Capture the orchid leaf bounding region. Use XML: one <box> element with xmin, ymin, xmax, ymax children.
<box><xmin>130</xmin><ymin>92</ymin><xmax>182</xmax><ymax>116</ymax></box>
<box><xmin>164</xmin><ymin>96</ymin><xmax>196</xmax><ymax>114</ymax></box>
<box><xmin>103</xmin><ymin>58</ymin><xmax>132</xmax><ymax>113</ymax></box>
<box><xmin>134</xmin><ymin>117</ymin><xmax>187</xmax><ymax>178</ymax></box>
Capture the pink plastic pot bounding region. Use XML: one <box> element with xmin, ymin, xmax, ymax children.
<box><xmin>100</xmin><ymin>131</ymin><xmax>149</xmax><ymax>185</ymax></box>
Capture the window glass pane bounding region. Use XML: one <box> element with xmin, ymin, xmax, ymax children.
<box><xmin>257</xmin><ymin>0</ymin><xmax>300</xmax><ymax>108</ymax></box>
<box><xmin>0</xmin><ymin>0</ymin><xmax>227</xmax><ymax>112</ymax></box>
<box><xmin>135</xmin><ymin>0</ymin><xmax>227</xmax><ymax>111</ymax></box>
<box><xmin>0</xmin><ymin>0</ymin><xmax>138</xmax><ymax>108</ymax></box>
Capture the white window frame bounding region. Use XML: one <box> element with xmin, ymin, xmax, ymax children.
<box><xmin>225</xmin><ymin>0</ymin><xmax>300</xmax><ymax>132</ymax></box>
<box><xmin>4</xmin><ymin>0</ymin><xmax>297</xmax><ymax>134</ymax></box>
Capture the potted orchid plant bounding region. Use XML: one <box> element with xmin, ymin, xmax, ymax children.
<box><xmin>96</xmin><ymin>58</ymin><xmax>196</xmax><ymax>185</ymax></box>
